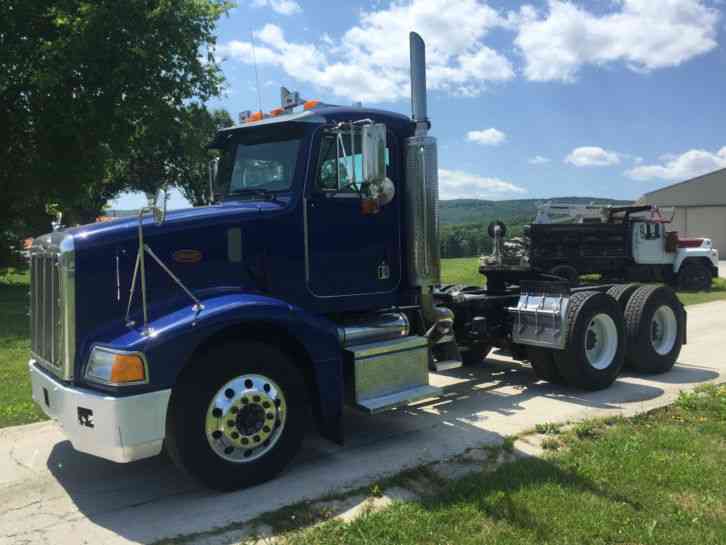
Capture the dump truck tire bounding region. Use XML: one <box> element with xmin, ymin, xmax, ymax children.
<box><xmin>677</xmin><ymin>261</ymin><xmax>712</xmax><ymax>292</ymax></box>
<box><xmin>553</xmin><ymin>291</ymin><xmax>625</xmax><ymax>391</ymax></box>
<box><xmin>624</xmin><ymin>285</ymin><xmax>684</xmax><ymax>374</ymax></box>
<box><xmin>461</xmin><ymin>343</ymin><xmax>491</xmax><ymax>366</ymax></box>
<box><xmin>166</xmin><ymin>341</ymin><xmax>307</xmax><ymax>491</ymax></box>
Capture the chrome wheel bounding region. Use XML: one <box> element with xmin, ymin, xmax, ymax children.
<box><xmin>584</xmin><ymin>313</ymin><xmax>618</xmax><ymax>370</ymax></box>
<box><xmin>651</xmin><ymin>305</ymin><xmax>677</xmax><ymax>355</ymax></box>
<box><xmin>205</xmin><ymin>374</ymin><xmax>287</xmax><ymax>463</ymax></box>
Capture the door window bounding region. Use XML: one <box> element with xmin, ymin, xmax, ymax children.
<box><xmin>316</xmin><ymin>133</ymin><xmax>390</xmax><ymax>193</ymax></box>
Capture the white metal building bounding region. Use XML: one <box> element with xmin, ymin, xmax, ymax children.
<box><xmin>638</xmin><ymin>167</ymin><xmax>726</xmax><ymax>256</ymax></box>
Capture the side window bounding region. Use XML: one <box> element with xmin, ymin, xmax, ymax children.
<box><xmin>316</xmin><ymin>133</ymin><xmax>391</xmax><ymax>193</ymax></box>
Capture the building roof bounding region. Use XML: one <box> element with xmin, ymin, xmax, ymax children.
<box><xmin>640</xmin><ymin>166</ymin><xmax>726</xmax><ymax>207</ymax></box>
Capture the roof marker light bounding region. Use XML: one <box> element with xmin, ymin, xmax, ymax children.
<box><xmin>269</xmin><ymin>107</ymin><xmax>284</xmax><ymax>117</ymax></box>
<box><xmin>303</xmin><ymin>100</ymin><xmax>320</xmax><ymax>110</ymax></box>
<box><xmin>246</xmin><ymin>111</ymin><xmax>264</xmax><ymax>123</ymax></box>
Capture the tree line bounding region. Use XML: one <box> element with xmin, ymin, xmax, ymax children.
<box><xmin>0</xmin><ymin>0</ymin><xmax>234</xmax><ymax>264</ymax></box>
<box><xmin>440</xmin><ymin>220</ymin><xmax>527</xmax><ymax>258</ymax></box>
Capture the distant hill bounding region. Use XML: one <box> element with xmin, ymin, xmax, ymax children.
<box><xmin>439</xmin><ymin>197</ymin><xmax>633</xmax><ymax>225</ymax></box>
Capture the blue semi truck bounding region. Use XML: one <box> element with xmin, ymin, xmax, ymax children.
<box><xmin>28</xmin><ymin>34</ymin><xmax>686</xmax><ymax>490</ymax></box>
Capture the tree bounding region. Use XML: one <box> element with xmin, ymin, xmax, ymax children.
<box><xmin>0</xmin><ymin>0</ymin><xmax>230</xmax><ymax>261</ymax></box>
<box><xmin>176</xmin><ymin>106</ymin><xmax>234</xmax><ymax>207</ymax></box>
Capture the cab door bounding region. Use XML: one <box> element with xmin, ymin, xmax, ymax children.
<box><xmin>632</xmin><ymin>222</ymin><xmax>673</xmax><ymax>264</ymax></box>
<box><xmin>305</xmin><ymin>129</ymin><xmax>401</xmax><ymax>297</ymax></box>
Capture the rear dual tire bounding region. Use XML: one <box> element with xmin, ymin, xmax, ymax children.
<box><xmin>623</xmin><ymin>285</ymin><xmax>684</xmax><ymax>374</ymax></box>
<box><xmin>553</xmin><ymin>291</ymin><xmax>626</xmax><ymax>391</ymax></box>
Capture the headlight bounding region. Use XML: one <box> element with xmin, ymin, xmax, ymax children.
<box><xmin>85</xmin><ymin>347</ymin><xmax>148</xmax><ymax>385</ymax></box>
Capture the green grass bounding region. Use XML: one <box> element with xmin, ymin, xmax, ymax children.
<box><xmin>283</xmin><ymin>384</ymin><xmax>726</xmax><ymax>545</ymax></box>
<box><xmin>0</xmin><ymin>268</ymin><xmax>44</xmax><ymax>427</ymax></box>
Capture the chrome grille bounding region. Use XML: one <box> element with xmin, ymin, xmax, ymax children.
<box><xmin>30</xmin><ymin>233</ymin><xmax>75</xmax><ymax>380</ymax></box>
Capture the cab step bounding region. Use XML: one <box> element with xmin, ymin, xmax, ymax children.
<box><xmin>356</xmin><ymin>384</ymin><xmax>441</xmax><ymax>414</ymax></box>
<box><xmin>345</xmin><ymin>336</ymin><xmax>441</xmax><ymax>414</ymax></box>
<box><xmin>430</xmin><ymin>360</ymin><xmax>463</xmax><ymax>372</ymax></box>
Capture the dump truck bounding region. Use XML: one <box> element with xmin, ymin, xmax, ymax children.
<box><xmin>523</xmin><ymin>202</ymin><xmax>719</xmax><ymax>290</ymax></box>
<box><xmin>28</xmin><ymin>33</ymin><xmax>686</xmax><ymax>491</ymax></box>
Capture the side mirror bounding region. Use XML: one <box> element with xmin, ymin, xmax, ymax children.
<box><xmin>361</xmin><ymin>124</ymin><xmax>387</xmax><ymax>184</ymax></box>
<box><xmin>208</xmin><ymin>158</ymin><xmax>219</xmax><ymax>204</ymax></box>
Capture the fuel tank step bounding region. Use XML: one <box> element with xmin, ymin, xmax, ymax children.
<box><xmin>356</xmin><ymin>384</ymin><xmax>441</xmax><ymax>414</ymax></box>
<box><xmin>430</xmin><ymin>360</ymin><xmax>463</xmax><ymax>372</ymax></box>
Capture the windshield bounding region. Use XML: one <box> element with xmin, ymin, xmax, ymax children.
<box><xmin>217</xmin><ymin>127</ymin><xmax>304</xmax><ymax>199</ymax></box>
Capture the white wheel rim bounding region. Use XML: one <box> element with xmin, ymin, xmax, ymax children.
<box><xmin>205</xmin><ymin>374</ymin><xmax>287</xmax><ymax>463</ymax></box>
<box><xmin>651</xmin><ymin>305</ymin><xmax>677</xmax><ymax>355</ymax></box>
<box><xmin>584</xmin><ymin>313</ymin><xmax>618</xmax><ymax>370</ymax></box>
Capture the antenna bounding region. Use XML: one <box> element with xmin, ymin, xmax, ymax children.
<box><xmin>250</xmin><ymin>31</ymin><xmax>263</xmax><ymax>113</ymax></box>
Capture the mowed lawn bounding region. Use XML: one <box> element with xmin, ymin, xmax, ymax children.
<box><xmin>0</xmin><ymin>268</ymin><xmax>44</xmax><ymax>427</ymax></box>
<box><xmin>0</xmin><ymin>260</ymin><xmax>724</xmax><ymax>428</ymax></box>
<box><xmin>285</xmin><ymin>384</ymin><xmax>726</xmax><ymax>545</ymax></box>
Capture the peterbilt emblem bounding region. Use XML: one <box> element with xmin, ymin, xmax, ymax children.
<box><xmin>172</xmin><ymin>249</ymin><xmax>203</xmax><ymax>264</ymax></box>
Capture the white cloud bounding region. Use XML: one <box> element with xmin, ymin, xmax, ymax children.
<box><xmin>565</xmin><ymin>146</ymin><xmax>621</xmax><ymax>167</ymax></box>
<box><xmin>626</xmin><ymin>146</ymin><xmax>726</xmax><ymax>181</ymax></box>
<box><xmin>250</xmin><ymin>0</ymin><xmax>302</xmax><ymax>16</ymax></box>
<box><xmin>439</xmin><ymin>168</ymin><xmax>527</xmax><ymax>199</ymax></box>
<box><xmin>217</xmin><ymin>0</ymin><xmax>515</xmax><ymax>102</ymax></box>
<box><xmin>467</xmin><ymin>128</ymin><xmax>507</xmax><ymax>146</ymax></box>
<box><xmin>528</xmin><ymin>155</ymin><xmax>551</xmax><ymax>164</ymax></box>
<box><xmin>515</xmin><ymin>0</ymin><xmax>720</xmax><ymax>82</ymax></box>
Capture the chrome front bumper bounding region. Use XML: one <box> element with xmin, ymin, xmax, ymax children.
<box><xmin>29</xmin><ymin>360</ymin><xmax>171</xmax><ymax>463</ymax></box>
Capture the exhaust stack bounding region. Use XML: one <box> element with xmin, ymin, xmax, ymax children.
<box><xmin>409</xmin><ymin>32</ymin><xmax>429</xmax><ymax>134</ymax></box>
<box><xmin>404</xmin><ymin>32</ymin><xmax>440</xmax><ymax>325</ymax></box>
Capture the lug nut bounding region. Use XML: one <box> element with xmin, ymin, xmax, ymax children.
<box><xmin>212</xmin><ymin>430</ymin><xmax>222</xmax><ymax>439</ymax></box>
<box><xmin>231</xmin><ymin>431</ymin><xmax>239</xmax><ymax>439</ymax></box>
<box><xmin>263</xmin><ymin>426</ymin><xmax>270</xmax><ymax>433</ymax></box>
<box><xmin>241</xmin><ymin>397</ymin><xmax>249</xmax><ymax>404</ymax></box>
<box><xmin>245</xmin><ymin>379</ymin><xmax>253</xmax><ymax>388</ymax></box>
<box><xmin>227</xmin><ymin>420</ymin><xmax>235</xmax><ymax>427</ymax></box>
<box><xmin>253</xmin><ymin>395</ymin><xmax>261</xmax><ymax>403</ymax></box>
<box><xmin>212</xmin><ymin>408</ymin><xmax>222</xmax><ymax>418</ymax></box>
<box><xmin>262</xmin><ymin>401</ymin><xmax>270</xmax><ymax>409</ymax></box>
<box><xmin>230</xmin><ymin>406</ymin><xmax>238</xmax><ymax>414</ymax></box>
<box><xmin>225</xmin><ymin>388</ymin><xmax>234</xmax><ymax>398</ymax></box>
<box><xmin>267</xmin><ymin>413</ymin><xmax>274</xmax><ymax>420</ymax></box>
<box><xmin>263</xmin><ymin>383</ymin><xmax>271</xmax><ymax>392</ymax></box>
<box><xmin>242</xmin><ymin>437</ymin><xmax>249</xmax><ymax>445</ymax></box>
<box><xmin>253</xmin><ymin>435</ymin><xmax>260</xmax><ymax>443</ymax></box>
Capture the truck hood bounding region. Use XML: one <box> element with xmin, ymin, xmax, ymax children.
<box><xmin>64</xmin><ymin>200</ymin><xmax>287</xmax><ymax>250</ymax></box>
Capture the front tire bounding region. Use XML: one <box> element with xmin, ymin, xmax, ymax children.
<box><xmin>624</xmin><ymin>285</ymin><xmax>684</xmax><ymax>374</ymax></box>
<box><xmin>553</xmin><ymin>291</ymin><xmax>625</xmax><ymax>390</ymax></box>
<box><xmin>166</xmin><ymin>341</ymin><xmax>308</xmax><ymax>491</ymax></box>
<box><xmin>677</xmin><ymin>261</ymin><xmax>712</xmax><ymax>291</ymax></box>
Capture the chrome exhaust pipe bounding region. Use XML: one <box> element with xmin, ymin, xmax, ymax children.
<box><xmin>409</xmin><ymin>32</ymin><xmax>429</xmax><ymax>136</ymax></box>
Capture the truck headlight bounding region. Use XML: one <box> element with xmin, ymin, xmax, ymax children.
<box><xmin>85</xmin><ymin>347</ymin><xmax>148</xmax><ymax>385</ymax></box>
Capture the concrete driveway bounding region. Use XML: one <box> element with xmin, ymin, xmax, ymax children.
<box><xmin>2</xmin><ymin>301</ymin><xmax>726</xmax><ymax>545</ymax></box>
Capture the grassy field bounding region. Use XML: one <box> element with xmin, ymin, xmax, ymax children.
<box><xmin>280</xmin><ymin>384</ymin><xmax>726</xmax><ymax>545</ymax></box>
<box><xmin>0</xmin><ymin>261</ymin><xmax>724</xmax><ymax>429</ymax></box>
<box><xmin>0</xmin><ymin>268</ymin><xmax>44</xmax><ymax>428</ymax></box>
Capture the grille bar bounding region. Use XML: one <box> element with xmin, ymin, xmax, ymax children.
<box><xmin>30</xmin><ymin>247</ymin><xmax>65</xmax><ymax>373</ymax></box>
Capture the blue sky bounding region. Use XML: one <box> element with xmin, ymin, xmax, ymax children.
<box><xmin>112</xmin><ymin>0</ymin><xmax>726</xmax><ymax>210</ymax></box>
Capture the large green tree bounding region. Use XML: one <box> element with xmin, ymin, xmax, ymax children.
<box><xmin>0</xmin><ymin>0</ymin><xmax>230</xmax><ymax>262</ymax></box>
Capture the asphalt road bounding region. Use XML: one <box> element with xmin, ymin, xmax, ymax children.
<box><xmin>2</xmin><ymin>300</ymin><xmax>726</xmax><ymax>545</ymax></box>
